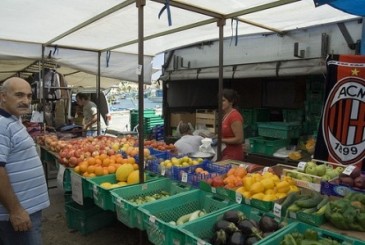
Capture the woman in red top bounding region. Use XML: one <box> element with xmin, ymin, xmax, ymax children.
<box><xmin>221</xmin><ymin>89</ymin><xmax>244</xmax><ymax>161</ymax></box>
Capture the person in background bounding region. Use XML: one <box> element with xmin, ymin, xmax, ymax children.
<box><xmin>220</xmin><ymin>88</ymin><xmax>244</xmax><ymax>161</ymax></box>
<box><xmin>174</xmin><ymin>122</ymin><xmax>204</xmax><ymax>154</ymax></box>
<box><xmin>76</xmin><ymin>93</ymin><xmax>106</xmax><ymax>136</ymax></box>
<box><xmin>0</xmin><ymin>77</ymin><xmax>50</xmax><ymax>245</ymax></box>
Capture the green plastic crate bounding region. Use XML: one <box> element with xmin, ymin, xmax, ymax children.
<box><xmin>249</xmin><ymin>136</ymin><xmax>288</xmax><ymax>156</ymax></box>
<box><xmin>63</xmin><ymin>168</ymin><xmax>71</xmax><ymax>192</ymax></box>
<box><xmin>111</xmin><ymin>178</ymin><xmax>192</xmax><ymax>230</ymax></box>
<box><xmin>180</xmin><ymin>204</ymin><xmax>291</xmax><ymax>245</ymax></box>
<box><xmin>65</xmin><ymin>200</ymin><xmax>116</xmax><ymax>235</ymax></box>
<box><xmin>87</xmin><ymin>171</ymin><xmax>161</xmax><ymax>211</ymax></box>
<box><xmin>257</xmin><ymin>122</ymin><xmax>302</xmax><ymax>139</ymax></box>
<box><xmin>260</xmin><ymin>222</ymin><xmax>362</xmax><ymax>245</ymax></box>
<box><xmin>139</xmin><ymin>189</ymin><xmax>236</xmax><ymax>245</ymax></box>
<box><xmin>282</xmin><ymin>109</ymin><xmax>304</xmax><ymax>123</ymax></box>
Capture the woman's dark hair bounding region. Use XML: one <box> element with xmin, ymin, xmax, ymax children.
<box><xmin>76</xmin><ymin>92</ymin><xmax>89</xmax><ymax>100</ymax></box>
<box><xmin>223</xmin><ymin>89</ymin><xmax>239</xmax><ymax>107</ymax></box>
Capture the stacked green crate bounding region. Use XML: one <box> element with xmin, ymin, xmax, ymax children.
<box><xmin>130</xmin><ymin>109</ymin><xmax>164</xmax><ymax>137</ymax></box>
<box><xmin>304</xmin><ymin>79</ymin><xmax>325</xmax><ymax>135</ymax></box>
<box><xmin>241</xmin><ymin>108</ymin><xmax>270</xmax><ymax>138</ymax></box>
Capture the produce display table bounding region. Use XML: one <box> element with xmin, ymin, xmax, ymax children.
<box><xmin>39</xmin><ymin>145</ymin><xmax>59</xmax><ymax>189</ymax></box>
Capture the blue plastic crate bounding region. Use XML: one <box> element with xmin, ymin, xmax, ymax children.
<box><xmin>186</xmin><ymin>162</ymin><xmax>232</xmax><ymax>187</ymax></box>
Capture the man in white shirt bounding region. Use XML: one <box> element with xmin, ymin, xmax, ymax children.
<box><xmin>174</xmin><ymin>122</ymin><xmax>203</xmax><ymax>154</ymax></box>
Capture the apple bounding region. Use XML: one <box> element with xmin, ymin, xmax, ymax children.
<box><xmin>325</xmin><ymin>169</ymin><xmax>338</xmax><ymax>180</ymax></box>
<box><xmin>315</xmin><ymin>164</ymin><xmax>326</xmax><ymax>176</ymax></box>
<box><xmin>334</xmin><ymin>166</ymin><xmax>344</xmax><ymax>174</ymax></box>
<box><xmin>305</xmin><ymin>165</ymin><xmax>318</xmax><ymax>175</ymax></box>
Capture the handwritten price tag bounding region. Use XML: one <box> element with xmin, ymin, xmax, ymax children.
<box><xmin>211</xmin><ymin>187</ymin><xmax>217</xmax><ymax>194</ymax></box>
<box><xmin>342</xmin><ymin>165</ymin><xmax>356</xmax><ymax>176</ymax></box>
<box><xmin>262</xmin><ymin>167</ymin><xmax>270</xmax><ymax>173</ymax></box>
<box><xmin>273</xmin><ymin>203</ymin><xmax>282</xmax><ymax>218</ymax></box>
<box><xmin>235</xmin><ymin>192</ymin><xmax>242</xmax><ymax>203</ymax></box>
<box><xmin>71</xmin><ymin>172</ymin><xmax>83</xmax><ymax>205</ymax></box>
<box><xmin>297</xmin><ymin>161</ymin><xmax>307</xmax><ymax>171</ymax></box>
<box><xmin>181</xmin><ymin>172</ymin><xmax>188</xmax><ymax>183</ymax></box>
<box><xmin>149</xmin><ymin>215</ymin><xmax>156</xmax><ymax>223</ymax></box>
<box><xmin>161</xmin><ymin>167</ymin><xmax>166</xmax><ymax>176</ymax></box>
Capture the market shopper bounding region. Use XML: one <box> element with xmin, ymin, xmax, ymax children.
<box><xmin>76</xmin><ymin>92</ymin><xmax>106</xmax><ymax>136</ymax></box>
<box><xmin>220</xmin><ymin>88</ymin><xmax>244</xmax><ymax>161</ymax></box>
<box><xmin>0</xmin><ymin>77</ymin><xmax>50</xmax><ymax>245</ymax></box>
<box><xmin>174</xmin><ymin>122</ymin><xmax>204</xmax><ymax>154</ymax></box>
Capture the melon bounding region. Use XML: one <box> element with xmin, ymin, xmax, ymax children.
<box><xmin>115</xmin><ymin>164</ymin><xmax>134</xmax><ymax>182</ymax></box>
<box><xmin>127</xmin><ymin>170</ymin><xmax>146</xmax><ymax>185</ymax></box>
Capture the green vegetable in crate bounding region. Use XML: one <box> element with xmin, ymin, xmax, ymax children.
<box><xmin>128</xmin><ymin>191</ymin><xmax>170</xmax><ymax>204</ymax></box>
<box><xmin>175</xmin><ymin>209</ymin><xmax>206</xmax><ymax>225</ymax></box>
<box><xmin>280</xmin><ymin>229</ymin><xmax>342</xmax><ymax>245</ymax></box>
<box><xmin>295</xmin><ymin>192</ymin><xmax>323</xmax><ymax>209</ymax></box>
<box><xmin>325</xmin><ymin>197</ymin><xmax>365</xmax><ymax>231</ymax></box>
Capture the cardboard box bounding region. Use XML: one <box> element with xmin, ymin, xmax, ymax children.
<box><xmin>170</xmin><ymin>112</ymin><xmax>196</xmax><ymax>127</ymax></box>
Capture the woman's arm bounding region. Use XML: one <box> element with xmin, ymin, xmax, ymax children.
<box><xmin>222</xmin><ymin>120</ymin><xmax>243</xmax><ymax>144</ymax></box>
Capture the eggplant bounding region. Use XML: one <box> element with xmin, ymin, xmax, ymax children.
<box><xmin>223</xmin><ymin>210</ymin><xmax>246</xmax><ymax>224</ymax></box>
<box><xmin>258</xmin><ymin>216</ymin><xmax>278</xmax><ymax>233</ymax></box>
<box><xmin>245</xmin><ymin>236</ymin><xmax>260</xmax><ymax>245</ymax></box>
<box><xmin>215</xmin><ymin>220</ymin><xmax>239</xmax><ymax>234</ymax></box>
<box><xmin>237</xmin><ymin>219</ymin><xmax>257</xmax><ymax>235</ymax></box>
<box><xmin>228</xmin><ymin>231</ymin><xmax>245</xmax><ymax>245</ymax></box>
<box><xmin>211</xmin><ymin>229</ymin><xmax>227</xmax><ymax>245</ymax></box>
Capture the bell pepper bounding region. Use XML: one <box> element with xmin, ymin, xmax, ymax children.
<box><xmin>303</xmin><ymin>229</ymin><xmax>318</xmax><ymax>241</ymax></box>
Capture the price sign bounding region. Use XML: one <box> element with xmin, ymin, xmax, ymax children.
<box><xmin>161</xmin><ymin>167</ymin><xmax>166</xmax><ymax>176</ymax></box>
<box><xmin>211</xmin><ymin>187</ymin><xmax>216</xmax><ymax>194</ymax></box>
<box><xmin>273</xmin><ymin>203</ymin><xmax>282</xmax><ymax>218</ymax></box>
<box><xmin>297</xmin><ymin>161</ymin><xmax>307</xmax><ymax>171</ymax></box>
<box><xmin>342</xmin><ymin>165</ymin><xmax>356</xmax><ymax>176</ymax></box>
<box><xmin>149</xmin><ymin>215</ymin><xmax>156</xmax><ymax>223</ymax></box>
<box><xmin>181</xmin><ymin>172</ymin><xmax>188</xmax><ymax>183</ymax></box>
<box><xmin>239</xmin><ymin>164</ymin><xmax>248</xmax><ymax>169</ymax></box>
<box><xmin>197</xmin><ymin>239</ymin><xmax>206</xmax><ymax>245</ymax></box>
<box><xmin>93</xmin><ymin>185</ymin><xmax>98</xmax><ymax>200</ymax></box>
<box><xmin>71</xmin><ymin>172</ymin><xmax>83</xmax><ymax>205</ymax></box>
<box><xmin>235</xmin><ymin>192</ymin><xmax>242</xmax><ymax>203</ymax></box>
<box><xmin>244</xmin><ymin>197</ymin><xmax>251</xmax><ymax>205</ymax></box>
<box><xmin>262</xmin><ymin>166</ymin><xmax>270</xmax><ymax>173</ymax></box>
<box><xmin>56</xmin><ymin>164</ymin><xmax>66</xmax><ymax>191</ymax></box>
<box><xmin>136</xmin><ymin>65</ymin><xmax>143</xmax><ymax>75</ymax></box>
<box><xmin>142</xmin><ymin>184</ymin><xmax>148</xmax><ymax>190</ymax></box>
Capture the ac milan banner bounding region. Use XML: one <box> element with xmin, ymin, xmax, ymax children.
<box><xmin>314</xmin><ymin>54</ymin><xmax>365</xmax><ymax>167</ymax></box>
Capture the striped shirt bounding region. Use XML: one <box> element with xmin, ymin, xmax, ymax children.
<box><xmin>0</xmin><ymin>109</ymin><xmax>50</xmax><ymax>220</ymax></box>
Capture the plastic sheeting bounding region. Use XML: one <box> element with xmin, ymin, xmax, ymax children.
<box><xmin>0</xmin><ymin>0</ymin><xmax>359</xmax><ymax>85</ymax></box>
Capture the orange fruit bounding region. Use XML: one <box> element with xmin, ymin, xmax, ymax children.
<box><xmin>88</xmin><ymin>173</ymin><xmax>96</xmax><ymax>178</ymax></box>
<box><xmin>95</xmin><ymin>159</ymin><xmax>102</xmax><ymax>166</ymax></box>
<box><xmin>116</xmin><ymin>157</ymin><xmax>124</xmax><ymax>164</ymax></box>
<box><xmin>95</xmin><ymin>166</ymin><xmax>104</xmax><ymax>176</ymax></box>
<box><xmin>107</xmin><ymin>165</ymin><xmax>116</xmax><ymax>174</ymax></box>
<box><xmin>99</xmin><ymin>154</ymin><xmax>108</xmax><ymax>161</ymax></box>
<box><xmin>103</xmin><ymin>167</ymin><xmax>109</xmax><ymax>175</ymax></box>
<box><xmin>102</xmin><ymin>158</ymin><xmax>111</xmax><ymax>167</ymax></box>
<box><xmin>79</xmin><ymin>162</ymin><xmax>88</xmax><ymax>173</ymax></box>
<box><xmin>87</xmin><ymin>165</ymin><xmax>96</xmax><ymax>174</ymax></box>
<box><xmin>74</xmin><ymin>166</ymin><xmax>80</xmax><ymax>174</ymax></box>
<box><xmin>127</xmin><ymin>157</ymin><xmax>135</xmax><ymax>164</ymax></box>
<box><xmin>87</xmin><ymin>157</ymin><xmax>96</xmax><ymax>165</ymax></box>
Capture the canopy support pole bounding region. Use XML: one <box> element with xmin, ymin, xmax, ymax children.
<box><xmin>137</xmin><ymin>0</ymin><xmax>146</xmax><ymax>186</ymax></box>
<box><xmin>97</xmin><ymin>52</ymin><xmax>101</xmax><ymax>135</ymax></box>
<box><xmin>217</xmin><ymin>18</ymin><xmax>226</xmax><ymax>161</ymax></box>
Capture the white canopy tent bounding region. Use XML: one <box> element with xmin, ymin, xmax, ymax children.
<box><xmin>0</xmin><ymin>0</ymin><xmax>359</xmax><ymax>87</ymax></box>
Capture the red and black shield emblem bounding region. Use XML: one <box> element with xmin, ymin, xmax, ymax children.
<box><xmin>322</xmin><ymin>77</ymin><xmax>365</xmax><ymax>164</ymax></box>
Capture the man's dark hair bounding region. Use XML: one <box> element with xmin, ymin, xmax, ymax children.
<box><xmin>76</xmin><ymin>92</ymin><xmax>89</xmax><ymax>100</ymax></box>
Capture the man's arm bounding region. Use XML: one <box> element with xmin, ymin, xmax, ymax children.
<box><xmin>83</xmin><ymin>114</ymin><xmax>98</xmax><ymax>130</ymax></box>
<box><xmin>0</xmin><ymin>166</ymin><xmax>31</xmax><ymax>231</ymax></box>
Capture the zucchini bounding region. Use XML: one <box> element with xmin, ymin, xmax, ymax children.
<box><xmin>176</xmin><ymin>211</ymin><xmax>195</xmax><ymax>225</ymax></box>
<box><xmin>316</xmin><ymin>195</ymin><xmax>329</xmax><ymax>210</ymax></box>
<box><xmin>295</xmin><ymin>193</ymin><xmax>323</xmax><ymax>208</ymax></box>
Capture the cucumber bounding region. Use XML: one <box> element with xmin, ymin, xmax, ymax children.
<box><xmin>280</xmin><ymin>191</ymin><xmax>298</xmax><ymax>211</ymax></box>
<box><xmin>316</xmin><ymin>195</ymin><xmax>329</xmax><ymax>210</ymax></box>
<box><xmin>295</xmin><ymin>193</ymin><xmax>323</xmax><ymax>208</ymax></box>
